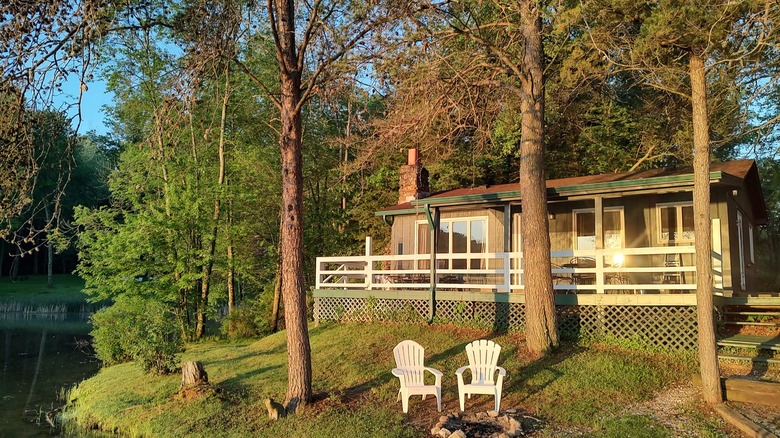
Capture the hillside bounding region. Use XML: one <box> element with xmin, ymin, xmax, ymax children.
<box><xmin>63</xmin><ymin>323</ymin><xmax>735</xmax><ymax>437</ymax></box>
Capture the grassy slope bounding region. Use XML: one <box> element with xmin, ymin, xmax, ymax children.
<box><xmin>64</xmin><ymin>323</ymin><xmax>729</xmax><ymax>437</ymax></box>
<box><xmin>0</xmin><ymin>274</ymin><xmax>89</xmax><ymax>310</ymax></box>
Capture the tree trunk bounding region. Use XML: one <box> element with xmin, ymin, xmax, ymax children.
<box><xmin>271</xmin><ymin>217</ymin><xmax>284</xmax><ymax>333</ymax></box>
<box><xmin>0</xmin><ymin>239</ymin><xmax>5</xmax><ymax>279</ymax></box>
<box><xmin>33</xmin><ymin>239</ymin><xmax>40</xmax><ymax>275</ymax></box>
<box><xmin>44</xmin><ymin>203</ymin><xmax>53</xmax><ymax>288</ymax></box>
<box><xmin>10</xmin><ymin>254</ymin><xmax>19</xmax><ymax>281</ymax></box>
<box><xmin>690</xmin><ymin>53</ymin><xmax>723</xmax><ymax>405</ymax></box>
<box><xmin>226</xmin><ymin>184</ymin><xmax>235</xmax><ymax>317</ymax></box>
<box><xmin>227</xmin><ymin>243</ymin><xmax>235</xmax><ymax>314</ymax></box>
<box><xmin>276</xmin><ymin>0</ymin><xmax>312</xmax><ymax>413</ymax></box>
<box><xmin>271</xmin><ymin>262</ymin><xmax>283</xmax><ymax>332</ymax></box>
<box><xmin>519</xmin><ymin>0</ymin><xmax>558</xmax><ymax>358</ymax></box>
<box><xmin>181</xmin><ymin>360</ymin><xmax>209</xmax><ymax>387</ymax></box>
<box><xmin>195</xmin><ymin>66</ymin><xmax>231</xmax><ymax>339</ymax></box>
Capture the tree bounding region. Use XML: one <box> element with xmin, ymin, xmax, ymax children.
<box><xmin>365</xmin><ymin>0</ymin><xmax>560</xmax><ymax>356</ymax></box>
<box><xmin>1</xmin><ymin>0</ymin><xmax>115</xmax><ymax>236</ymax></box>
<box><xmin>517</xmin><ymin>0</ymin><xmax>558</xmax><ymax>357</ymax></box>
<box><xmin>176</xmin><ymin>0</ymin><xmax>402</xmax><ymax>411</ymax></box>
<box><xmin>581</xmin><ymin>0</ymin><xmax>780</xmax><ymax>404</ymax></box>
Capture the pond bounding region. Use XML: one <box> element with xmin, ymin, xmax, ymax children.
<box><xmin>0</xmin><ymin>313</ymin><xmax>99</xmax><ymax>437</ymax></box>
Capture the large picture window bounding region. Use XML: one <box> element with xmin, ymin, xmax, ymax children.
<box><xmin>657</xmin><ymin>202</ymin><xmax>694</xmax><ymax>243</ymax></box>
<box><xmin>416</xmin><ymin>216</ymin><xmax>487</xmax><ymax>269</ymax></box>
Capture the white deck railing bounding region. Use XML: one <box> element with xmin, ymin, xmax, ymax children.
<box><xmin>316</xmin><ymin>241</ymin><xmax>725</xmax><ymax>295</ymax></box>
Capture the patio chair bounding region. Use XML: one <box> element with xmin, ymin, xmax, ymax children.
<box><xmin>456</xmin><ymin>339</ymin><xmax>506</xmax><ymax>412</ymax></box>
<box><xmin>391</xmin><ymin>340</ymin><xmax>442</xmax><ymax>413</ymax></box>
<box><xmin>662</xmin><ymin>253</ymin><xmax>683</xmax><ymax>284</ymax></box>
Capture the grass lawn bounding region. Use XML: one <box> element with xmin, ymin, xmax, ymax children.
<box><xmin>63</xmin><ymin>323</ymin><xmax>733</xmax><ymax>437</ymax></box>
<box><xmin>0</xmin><ymin>274</ymin><xmax>90</xmax><ymax>311</ymax></box>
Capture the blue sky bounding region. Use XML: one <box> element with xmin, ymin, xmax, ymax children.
<box><xmin>56</xmin><ymin>74</ymin><xmax>113</xmax><ymax>136</ymax></box>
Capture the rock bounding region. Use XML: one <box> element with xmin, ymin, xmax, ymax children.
<box><xmin>431</xmin><ymin>426</ymin><xmax>441</xmax><ymax>436</ymax></box>
<box><xmin>508</xmin><ymin>417</ymin><xmax>522</xmax><ymax>434</ymax></box>
<box><xmin>439</xmin><ymin>415</ymin><xmax>450</xmax><ymax>423</ymax></box>
<box><xmin>450</xmin><ymin>431</ymin><xmax>467</xmax><ymax>438</ymax></box>
<box><xmin>505</xmin><ymin>409</ymin><xmax>517</xmax><ymax>414</ymax></box>
<box><xmin>488</xmin><ymin>410</ymin><xmax>499</xmax><ymax>417</ymax></box>
<box><xmin>476</xmin><ymin>412</ymin><xmax>487</xmax><ymax>418</ymax></box>
<box><xmin>437</xmin><ymin>428</ymin><xmax>452</xmax><ymax>437</ymax></box>
<box><xmin>498</xmin><ymin>434</ymin><xmax>511</xmax><ymax>438</ymax></box>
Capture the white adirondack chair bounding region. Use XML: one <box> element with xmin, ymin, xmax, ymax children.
<box><xmin>391</xmin><ymin>340</ymin><xmax>443</xmax><ymax>413</ymax></box>
<box><xmin>455</xmin><ymin>339</ymin><xmax>506</xmax><ymax>412</ymax></box>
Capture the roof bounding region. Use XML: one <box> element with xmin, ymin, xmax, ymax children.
<box><xmin>377</xmin><ymin>160</ymin><xmax>768</xmax><ymax>223</ymax></box>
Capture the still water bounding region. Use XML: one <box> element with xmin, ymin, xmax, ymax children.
<box><xmin>0</xmin><ymin>313</ymin><xmax>99</xmax><ymax>437</ymax></box>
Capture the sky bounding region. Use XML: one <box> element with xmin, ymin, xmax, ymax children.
<box><xmin>55</xmin><ymin>74</ymin><xmax>113</xmax><ymax>136</ymax></box>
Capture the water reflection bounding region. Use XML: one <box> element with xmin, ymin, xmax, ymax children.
<box><xmin>0</xmin><ymin>313</ymin><xmax>98</xmax><ymax>438</ymax></box>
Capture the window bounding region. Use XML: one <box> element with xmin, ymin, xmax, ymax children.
<box><xmin>657</xmin><ymin>202</ymin><xmax>694</xmax><ymax>243</ymax></box>
<box><xmin>573</xmin><ymin>208</ymin><xmax>624</xmax><ymax>250</ymax></box>
<box><xmin>416</xmin><ymin>216</ymin><xmax>488</xmax><ymax>269</ymax></box>
<box><xmin>574</xmin><ymin>210</ymin><xmax>595</xmax><ymax>250</ymax></box>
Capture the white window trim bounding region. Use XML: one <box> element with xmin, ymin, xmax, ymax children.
<box><xmin>656</xmin><ymin>201</ymin><xmax>694</xmax><ymax>244</ymax></box>
<box><xmin>748</xmin><ymin>222</ymin><xmax>755</xmax><ymax>264</ymax></box>
<box><xmin>572</xmin><ymin>207</ymin><xmax>625</xmax><ymax>249</ymax></box>
<box><xmin>512</xmin><ymin>212</ymin><xmax>522</xmax><ymax>253</ymax></box>
<box><xmin>414</xmin><ymin>216</ymin><xmax>489</xmax><ymax>255</ymax></box>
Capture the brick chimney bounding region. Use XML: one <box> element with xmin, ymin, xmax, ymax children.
<box><xmin>398</xmin><ymin>148</ymin><xmax>429</xmax><ymax>204</ymax></box>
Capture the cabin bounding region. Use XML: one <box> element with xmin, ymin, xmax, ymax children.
<box><xmin>313</xmin><ymin>151</ymin><xmax>771</xmax><ymax>350</ymax></box>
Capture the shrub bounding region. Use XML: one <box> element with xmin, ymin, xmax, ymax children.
<box><xmin>91</xmin><ymin>296</ymin><xmax>183</xmax><ymax>374</ymax></box>
<box><xmin>221</xmin><ymin>298</ymin><xmax>273</xmax><ymax>339</ymax></box>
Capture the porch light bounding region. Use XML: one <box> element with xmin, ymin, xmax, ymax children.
<box><xmin>612</xmin><ymin>252</ymin><xmax>625</xmax><ymax>267</ymax></box>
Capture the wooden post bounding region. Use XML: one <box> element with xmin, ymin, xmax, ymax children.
<box><xmin>429</xmin><ymin>208</ymin><xmax>438</xmax><ymax>322</ymax></box>
<box><xmin>365</xmin><ymin>236</ymin><xmax>373</xmax><ymax>290</ymax></box>
<box><xmin>594</xmin><ymin>197</ymin><xmax>604</xmax><ymax>295</ymax></box>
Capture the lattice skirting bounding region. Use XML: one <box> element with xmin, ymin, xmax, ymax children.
<box><xmin>315</xmin><ymin>297</ymin><xmax>699</xmax><ymax>350</ymax></box>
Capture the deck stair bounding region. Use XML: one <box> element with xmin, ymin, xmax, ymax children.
<box><xmin>717</xmin><ymin>335</ymin><xmax>780</xmax><ymax>365</ymax></box>
<box><xmin>718</xmin><ymin>294</ymin><xmax>780</xmax><ymax>364</ymax></box>
<box><xmin>718</xmin><ymin>295</ymin><xmax>780</xmax><ymax>364</ymax></box>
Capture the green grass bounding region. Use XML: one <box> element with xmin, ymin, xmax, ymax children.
<box><xmin>63</xmin><ymin>323</ymin><xmax>722</xmax><ymax>437</ymax></box>
<box><xmin>0</xmin><ymin>274</ymin><xmax>91</xmax><ymax>311</ymax></box>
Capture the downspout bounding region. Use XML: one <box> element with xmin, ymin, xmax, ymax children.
<box><xmin>425</xmin><ymin>204</ymin><xmax>437</xmax><ymax>322</ymax></box>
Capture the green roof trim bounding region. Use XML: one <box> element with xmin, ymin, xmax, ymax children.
<box><xmin>407</xmin><ymin>171</ymin><xmax>725</xmax><ymax>208</ymax></box>
<box><xmin>375</xmin><ymin>207</ymin><xmax>418</xmax><ymax>217</ymax></box>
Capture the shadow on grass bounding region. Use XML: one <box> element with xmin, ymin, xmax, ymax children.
<box><xmin>216</xmin><ymin>364</ymin><xmax>284</xmax><ymax>393</ymax></box>
<box><xmin>203</xmin><ymin>343</ymin><xmax>288</xmax><ymax>367</ymax></box>
<box><xmin>504</xmin><ymin>343</ymin><xmax>587</xmax><ymax>402</ymax></box>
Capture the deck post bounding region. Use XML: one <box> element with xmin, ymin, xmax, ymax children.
<box><xmin>365</xmin><ymin>236</ymin><xmax>373</xmax><ymax>290</ymax></box>
<box><xmin>595</xmin><ymin>197</ymin><xmax>604</xmax><ymax>295</ymax></box>
<box><xmin>504</xmin><ymin>204</ymin><xmax>512</xmax><ymax>253</ymax></box>
<box><xmin>428</xmin><ymin>206</ymin><xmax>438</xmax><ymax>322</ymax></box>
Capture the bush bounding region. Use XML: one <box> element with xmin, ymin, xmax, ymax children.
<box><xmin>221</xmin><ymin>298</ymin><xmax>273</xmax><ymax>339</ymax></box>
<box><xmin>91</xmin><ymin>296</ymin><xmax>183</xmax><ymax>374</ymax></box>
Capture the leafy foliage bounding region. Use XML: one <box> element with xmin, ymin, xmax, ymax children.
<box><xmin>91</xmin><ymin>295</ymin><xmax>183</xmax><ymax>374</ymax></box>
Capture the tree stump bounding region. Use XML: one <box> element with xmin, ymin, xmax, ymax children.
<box><xmin>178</xmin><ymin>361</ymin><xmax>210</xmax><ymax>399</ymax></box>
